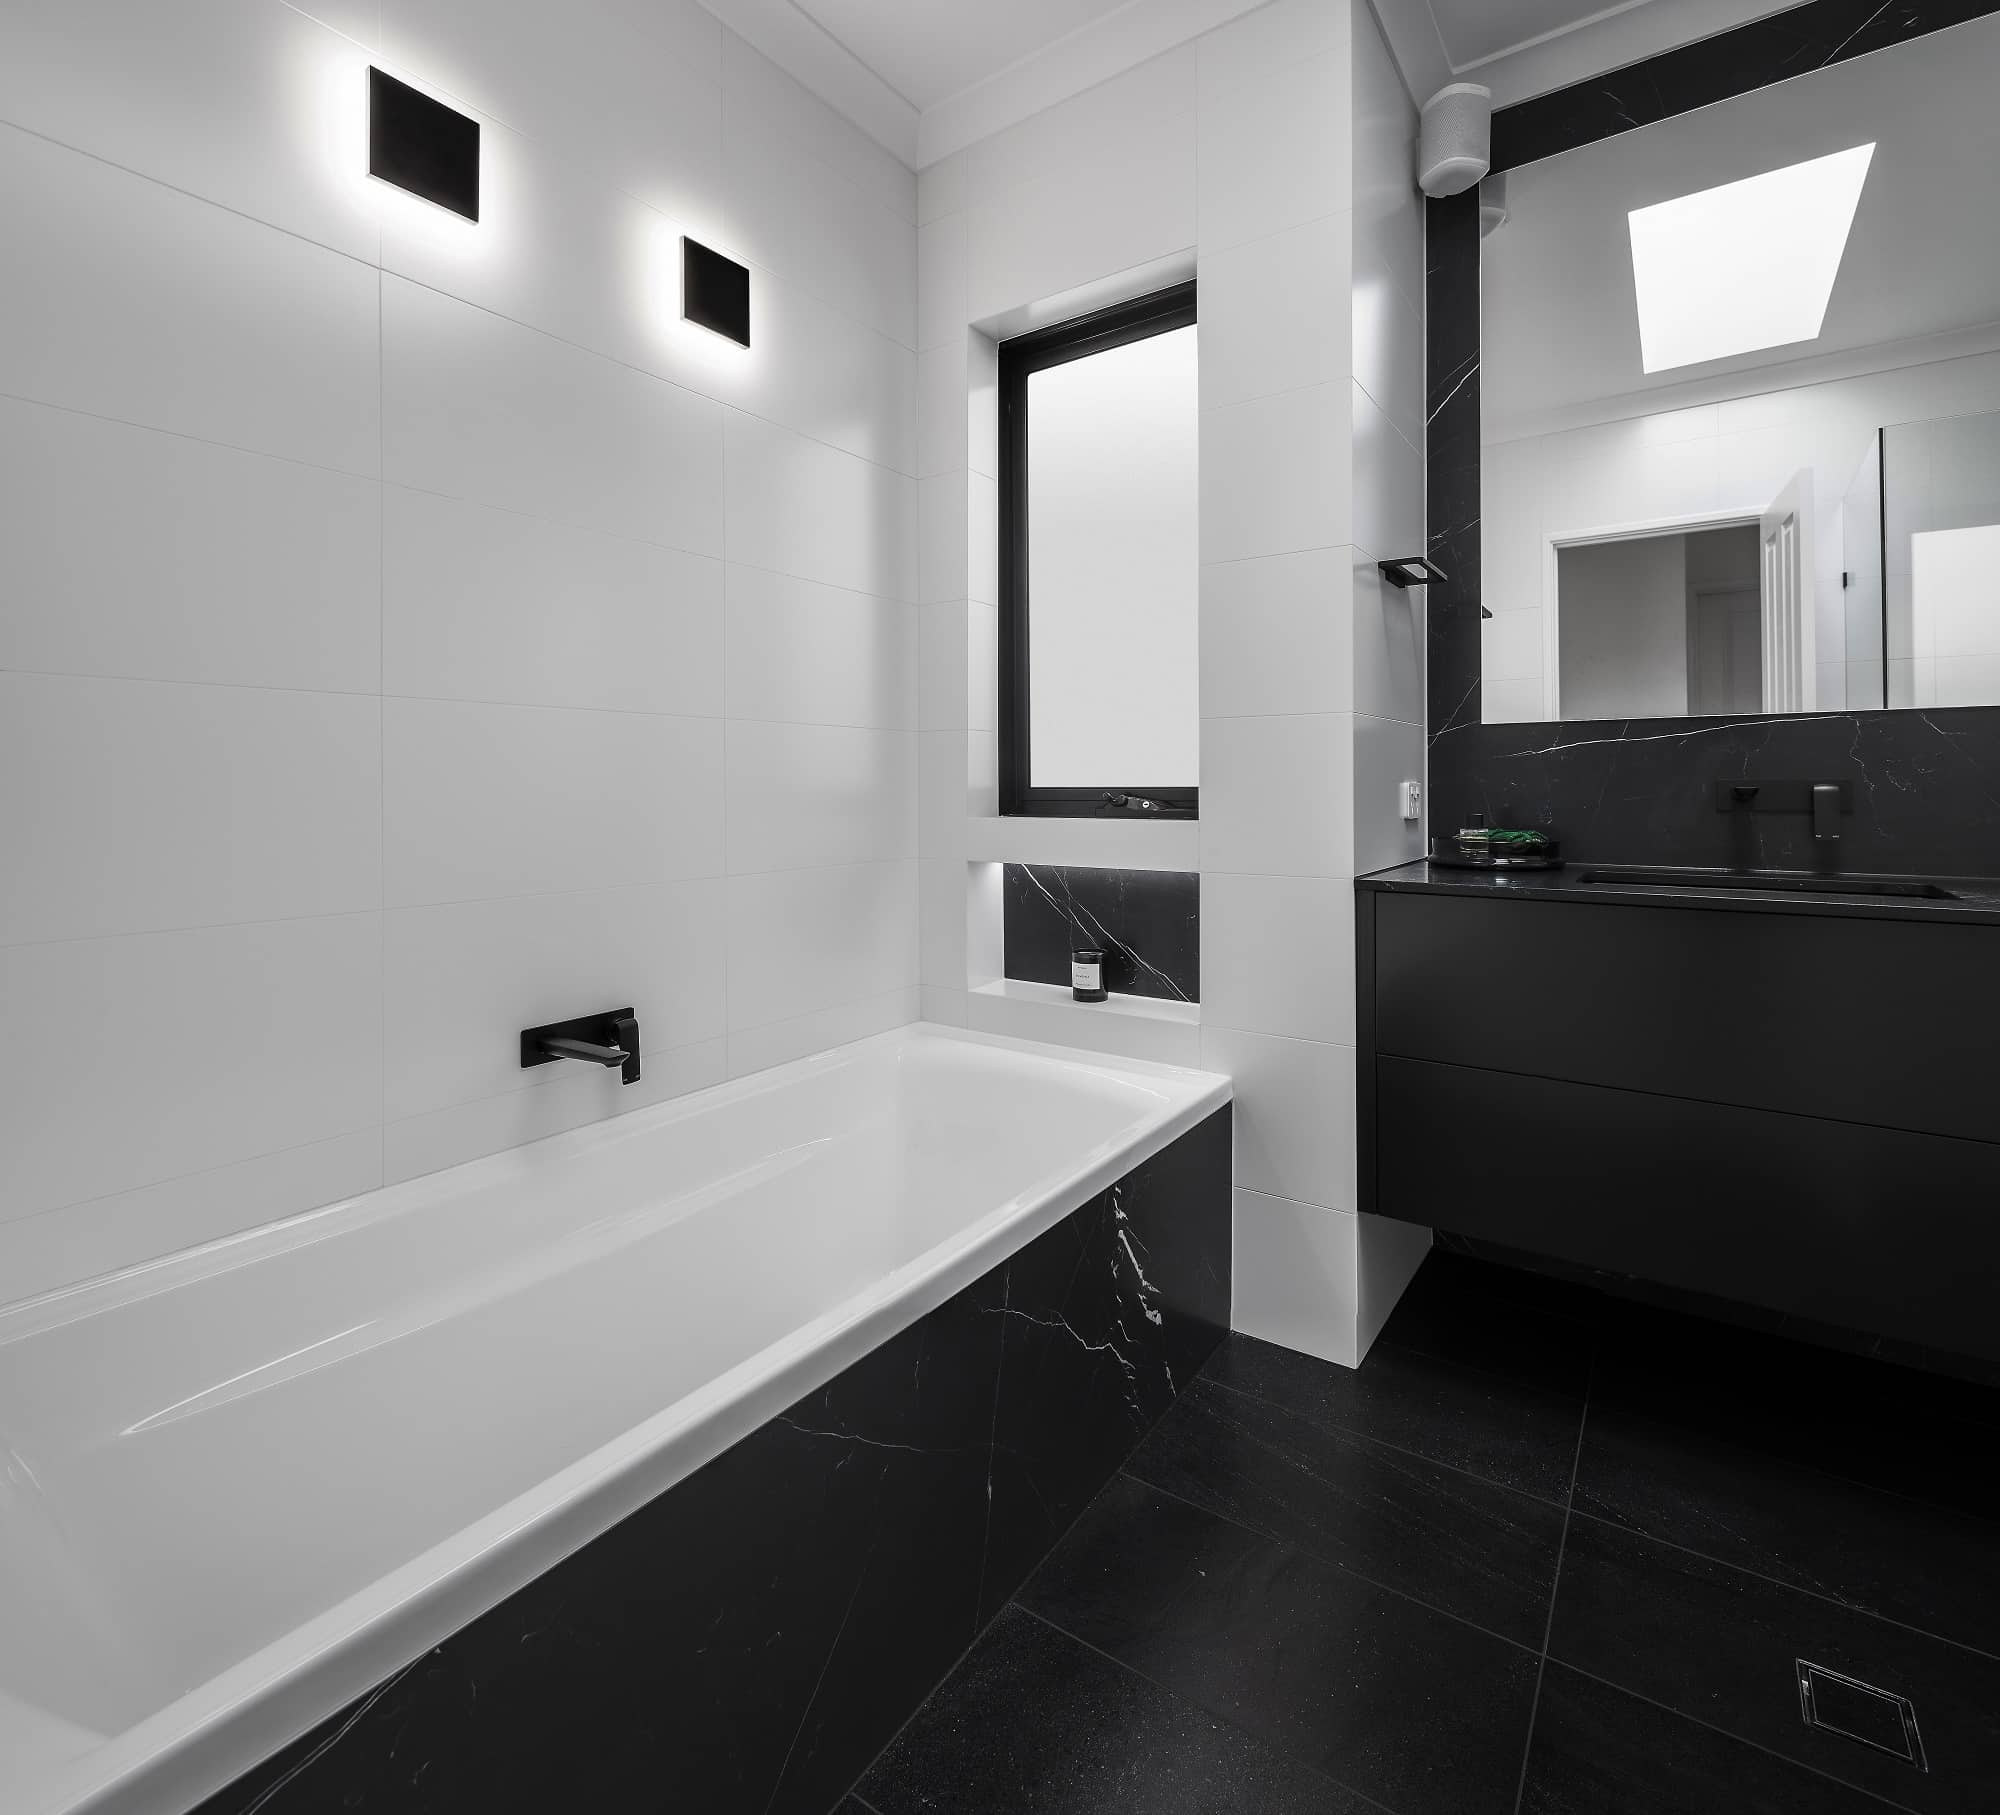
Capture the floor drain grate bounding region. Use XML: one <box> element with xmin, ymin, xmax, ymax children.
<box><xmin>1796</xmin><ymin>1660</ymin><xmax>1928</xmax><ymax>1772</ymax></box>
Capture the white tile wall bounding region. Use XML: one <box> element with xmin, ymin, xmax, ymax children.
<box><xmin>916</xmin><ymin>0</ymin><xmax>1429</xmax><ymax>1366</ymax></box>
<box><xmin>0</xmin><ymin>0</ymin><xmax>920</xmax><ymax>1299</ymax></box>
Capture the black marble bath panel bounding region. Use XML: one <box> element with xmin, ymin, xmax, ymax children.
<box><xmin>193</xmin><ymin>1109</ymin><xmax>1231</xmax><ymax>1815</ymax></box>
<box><xmin>1425</xmin><ymin>8</ymin><xmax>2000</xmax><ymax>873</ymax></box>
<box><xmin>1003</xmin><ymin>865</ymin><xmax>1199</xmax><ymax>1002</ymax></box>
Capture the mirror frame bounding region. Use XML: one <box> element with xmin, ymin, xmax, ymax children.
<box><xmin>1423</xmin><ymin>0</ymin><xmax>2000</xmax><ymax>874</ymax></box>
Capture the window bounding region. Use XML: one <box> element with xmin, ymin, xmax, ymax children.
<box><xmin>999</xmin><ymin>283</ymin><xmax>1198</xmax><ymax>817</ymax></box>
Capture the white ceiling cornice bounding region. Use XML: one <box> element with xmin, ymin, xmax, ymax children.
<box><xmin>914</xmin><ymin>0</ymin><xmax>1269</xmax><ymax>167</ymax></box>
<box><xmin>705</xmin><ymin>0</ymin><xmax>1276</xmax><ymax>171</ymax></box>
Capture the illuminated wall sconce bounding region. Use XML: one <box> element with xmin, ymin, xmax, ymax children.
<box><xmin>682</xmin><ymin>237</ymin><xmax>751</xmax><ymax>347</ymax></box>
<box><xmin>369</xmin><ymin>67</ymin><xmax>479</xmax><ymax>220</ymax></box>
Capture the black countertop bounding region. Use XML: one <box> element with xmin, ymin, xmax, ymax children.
<box><xmin>1357</xmin><ymin>859</ymin><xmax>2000</xmax><ymax>927</ymax></box>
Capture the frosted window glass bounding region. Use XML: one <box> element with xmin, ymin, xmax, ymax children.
<box><xmin>1026</xmin><ymin>326</ymin><xmax>1199</xmax><ymax>788</ymax></box>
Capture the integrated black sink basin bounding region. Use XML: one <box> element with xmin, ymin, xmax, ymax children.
<box><xmin>1576</xmin><ymin>866</ymin><xmax>1958</xmax><ymax>900</ymax></box>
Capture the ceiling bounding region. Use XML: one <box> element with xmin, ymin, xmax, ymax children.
<box><xmin>708</xmin><ymin>0</ymin><xmax>1801</xmax><ymax>169</ymax></box>
<box><xmin>788</xmin><ymin>0</ymin><xmax>1140</xmax><ymax>112</ymax></box>
<box><xmin>1482</xmin><ymin>11</ymin><xmax>2000</xmax><ymax>436</ymax></box>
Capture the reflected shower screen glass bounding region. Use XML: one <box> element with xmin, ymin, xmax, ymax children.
<box><xmin>1026</xmin><ymin>325</ymin><xmax>1199</xmax><ymax>788</ymax></box>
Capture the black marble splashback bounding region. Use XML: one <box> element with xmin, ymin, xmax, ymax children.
<box><xmin>1426</xmin><ymin>2</ymin><xmax>2000</xmax><ymax>874</ymax></box>
<box><xmin>1004</xmin><ymin>865</ymin><xmax>1199</xmax><ymax>1002</ymax></box>
<box><xmin>195</xmin><ymin>1111</ymin><xmax>1231</xmax><ymax>1815</ymax></box>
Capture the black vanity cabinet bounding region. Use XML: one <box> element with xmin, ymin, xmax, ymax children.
<box><xmin>1357</xmin><ymin>864</ymin><xmax>2000</xmax><ymax>1362</ymax></box>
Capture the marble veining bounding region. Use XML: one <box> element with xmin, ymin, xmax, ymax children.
<box><xmin>1002</xmin><ymin>865</ymin><xmax>1199</xmax><ymax>1002</ymax></box>
<box><xmin>194</xmin><ymin>1111</ymin><xmax>1231</xmax><ymax>1815</ymax></box>
<box><xmin>1425</xmin><ymin>9</ymin><xmax>2000</xmax><ymax>874</ymax></box>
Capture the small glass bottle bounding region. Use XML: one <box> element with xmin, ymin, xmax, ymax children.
<box><xmin>1071</xmin><ymin>947</ymin><xmax>1107</xmax><ymax>1002</ymax></box>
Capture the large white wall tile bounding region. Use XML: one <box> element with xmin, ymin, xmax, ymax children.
<box><xmin>1351</xmin><ymin>383</ymin><xmax>1425</xmax><ymax>561</ymax></box>
<box><xmin>725</xmin><ymin>412</ymin><xmax>916</xmax><ymax>599</ymax></box>
<box><xmin>723</xmin><ymin>105</ymin><xmax>915</xmax><ymax>347</ymax></box>
<box><xmin>917</xmin><ymin>214</ymin><xmax>969</xmax><ymax>353</ymax></box>
<box><xmin>1199</xmin><ymin>216</ymin><xmax>1352</xmax><ymax>410</ymax></box>
<box><xmin>1232</xmin><ymin>1190</ymin><xmax>1361</xmax><ymax>1367</ymax></box>
<box><xmin>1202</xmin><ymin>874</ymin><xmax>1355</xmax><ymax>1044</ymax></box>
<box><xmin>1200</xmin><ymin>550</ymin><xmax>1352</xmax><ymax>718</ymax></box>
<box><xmin>381</xmin><ymin>879</ymin><xmax>728</xmax><ymax>1119</ymax></box>
<box><xmin>1199</xmin><ymin>1027</ymin><xmax>1356</xmax><ymax>1210</ymax></box>
<box><xmin>382</xmin><ymin>275</ymin><xmax>724</xmax><ymax>553</ymax></box>
<box><xmin>379</xmin><ymin>0</ymin><xmax>721</xmax><ymax>221</ymax></box>
<box><xmin>0</xmin><ymin>399</ymin><xmax>380</xmax><ymax>693</ymax></box>
<box><xmin>0</xmin><ymin>914</ymin><xmax>382</xmax><ymax>1222</ymax></box>
<box><xmin>964</xmin><ymin>49</ymin><xmax>1196</xmax><ymax>205</ymax></box>
<box><xmin>0</xmin><ymin>1131</ymin><xmax>384</xmax><ymax>1309</ymax></box>
<box><xmin>1199</xmin><ymin>713</ymin><xmax>1355</xmax><ymax>877</ymax></box>
<box><xmin>726</xmin><ymin>862</ymin><xmax>917</xmax><ymax>1030</ymax></box>
<box><xmin>0</xmin><ymin>126</ymin><xmax>380</xmax><ymax>473</ymax></box>
<box><xmin>726</xmin><ymin>722</ymin><xmax>916</xmax><ymax>873</ymax></box>
<box><xmin>1197</xmin><ymin>23</ymin><xmax>1351</xmax><ymax>255</ymax></box>
<box><xmin>385</xmin><ymin>1038</ymin><xmax>727</xmax><ymax>1185</ymax></box>
<box><xmin>727</xmin><ymin>567</ymin><xmax>916</xmax><ymax>729</ymax></box>
<box><xmin>1350</xmin><ymin>553</ymin><xmax>1425</xmax><ymax>727</ymax></box>
<box><xmin>0</xmin><ymin>0</ymin><xmax>379</xmax><ymax>260</ymax></box>
<box><xmin>0</xmin><ymin>676</ymin><xmax>380</xmax><ymax>945</ymax></box>
<box><xmin>721</xmin><ymin>29</ymin><xmax>913</xmax><ymax>225</ymax></box>
<box><xmin>1350</xmin><ymin>0</ymin><xmax>1423</xmax><ymax>315</ymax></box>
<box><xmin>383</xmin><ymin>699</ymin><xmax>723</xmax><ymax>905</ymax></box>
<box><xmin>383</xmin><ymin>486</ymin><xmax>724</xmax><ymax>715</ymax></box>
<box><xmin>1201</xmin><ymin>384</ymin><xmax>1353</xmax><ymax>562</ymax></box>
<box><xmin>726</xmin><ymin>988</ymin><xmax>918</xmax><ymax>1080</ymax></box>
<box><xmin>1353</xmin><ymin>714</ymin><xmax>1425</xmax><ymax>876</ymax></box>
<box><xmin>967</xmin><ymin>145</ymin><xmax>1197</xmax><ymax>324</ymax></box>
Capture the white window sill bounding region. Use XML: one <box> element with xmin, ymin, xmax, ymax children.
<box><xmin>964</xmin><ymin>817</ymin><xmax>1199</xmax><ymax>873</ymax></box>
<box><xmin>971</xmin><ymin>978</ymin><xmax>1200</xmax><ymax>1025</ymax></box>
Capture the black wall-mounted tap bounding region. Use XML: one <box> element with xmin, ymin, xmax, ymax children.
<box><xmin>521</xmin><ymin>1008</ymin><xmax>641</xmax><ymax>1085</ymax></box>
<box><xmin>1714</xmin><ymin>780</ymin><xmax>1851</xmax><ymax>869</ymax></box>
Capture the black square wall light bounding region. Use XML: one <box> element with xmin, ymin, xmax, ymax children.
<box><xmin>683</xmin><ymin>237</ymin><xmax>752</xmax><ymax>346</ymax></box>
<box><xmin>369</xmin><ymin>67</ymin><xmax>479</xmax><ymax>220</ymax></box>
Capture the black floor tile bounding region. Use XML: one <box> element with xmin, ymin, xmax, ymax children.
<box><xmin>856</xmin><ymin>1605</ymin><xmax>1364</xmax><ymax>1815</ymax></box>
<box><xmin>1574</xmin><ymin>1395</ymin><xmax>2000</xmax><ymax>1656</ymax></box>
<box><xmin>1593</xmin><ymin>1316</ymin><xmax>2000</xmax><ymax>1524</ymax></box>
<box><xmin>1520</xmin><ymin>1663</ymin><xmax>1897</xmax><ymax>1815</ymax></box>
<box><xmin>1125</xmin><ymin>1379</ymin><xmax>1567</xmax><ymax>1646</ymax></box>
<box><xmin>1547</xmin><ymin>1514</ymin><xmax>2000</xmax><ymax>1813</ymax></box>
<box><xmin>1018</xmin><ymin>1473</ymin><xmax>1539</xmax><ymax>1815</ymax></box>
<box><xmin>1375</xmin><ymin>1253</ymin><xmax>1594</xmax><ymax>1383</ymax></box>
<box><xmin>1202</xmin><ymin>1331</ymin><xmax>1585</xmax><ymax>1502</ymax></box>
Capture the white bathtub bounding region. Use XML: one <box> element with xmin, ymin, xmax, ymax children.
<box><xmin>0</xmin><ymin>1024</ymin><xmax>1227</xmax><ymax>1815</ymax></box>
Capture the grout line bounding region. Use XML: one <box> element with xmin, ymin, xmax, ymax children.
<box><xmin>1558</xmin><ymin>1504</ymin><xmax>2000</xmax><ymax>1666</ymax></box>
<box><xmin>1511</xmin><ymin>1354</ymin><xmax>1591</xmax><ymax>1815</ymax></box>
<box><xmin>1120</xmin><ymin>1467</ymin><xmax>1542</xmax><ymax>1658</ymax></box>
<box><xmin>1012</xmin><ymin>1602</ymin><xmax>1412</xmax><ymax>1815</ymax></box>
<box><xmin>1542</xmin><ymin>1660</ymin><xmax>1929</xmax><ymax>1815</ymax></box>
<box><xmin>1197</xmin><ymin>1369</ymin><xmax>1578</xmax><ymax>1515</ymax></box>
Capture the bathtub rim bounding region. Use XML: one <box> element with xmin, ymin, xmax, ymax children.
<box><xmin>5</xmin><ymin>1022</ymin><xmax>1229</xmax><ymax>1815</ymax></box>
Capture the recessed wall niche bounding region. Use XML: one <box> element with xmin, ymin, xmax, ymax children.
<box><xmin>1002</xmin><ymin>866</ymin><xmax>1199</xmax><ymax>1002</ymax></box>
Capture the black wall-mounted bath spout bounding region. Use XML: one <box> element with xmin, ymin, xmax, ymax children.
<box><xmin>521</xmin><ymin>1008</ymin><xmax>641</xmax><ymax>1085</ymax></box>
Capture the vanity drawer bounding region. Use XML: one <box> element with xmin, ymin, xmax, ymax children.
<box><xmin>1374</xmin><ymin>1056</ymin><xmax>2000</xmax><ymax>1360</ymax></box>
<box><xmin>1372</xmin><ymin>891</ymin><xmax>2000</xmax><ymax>1144</ymax></box>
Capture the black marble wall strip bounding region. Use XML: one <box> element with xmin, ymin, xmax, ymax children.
<box><xmin>1426</xmin><ymin>10</ymin><xmax>2000</xmax><ymax>873</ymax></box>
<box><xmin>1492</xmin><ymin>0</ymin><xmax>2000</xmax><ymax>172</ymax></box>
<box><xmin>194</xmin><ymin>1110</ymin><xmax>1232</xmax><ymax>1815</ymax></box>
<box><xmin>1003</xmin><ymin>865</ymin><xmax>1199</xmax><ymax>1002</ymax></box>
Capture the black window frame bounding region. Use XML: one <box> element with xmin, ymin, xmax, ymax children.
<box><xmin>998</xmin><ymin>281</ymin><xmax>1198</xmax><ymax>819</ymax></box>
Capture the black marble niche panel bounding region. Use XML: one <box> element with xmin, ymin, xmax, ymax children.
<box><xmin>1003</xmin><ymin>865</ymin><xmax>1199</xmax><ymax>1001</ymax></box>
<box><xmin>194</xmin><ymin>1108</ymin><xmax>1232</xmax><ymax>1815</ymax></box>
<box><xmin>1425</xmin><ymin>6</ymin><xmax>2000</xmax><ymax>874</ymax></box>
